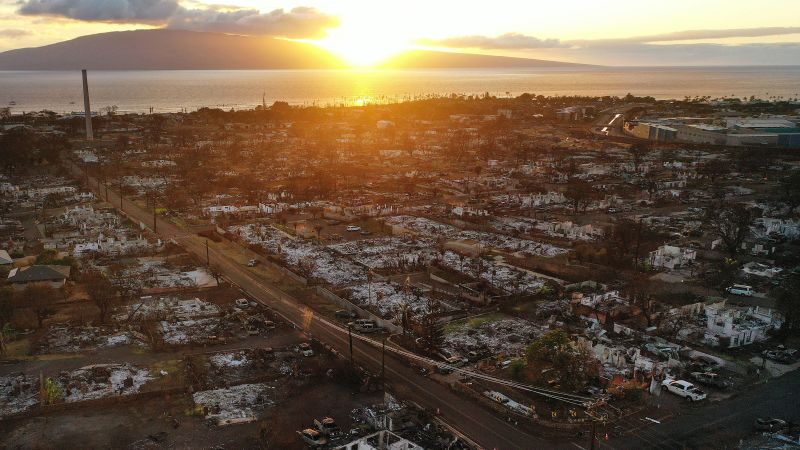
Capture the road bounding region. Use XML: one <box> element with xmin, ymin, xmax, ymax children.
<box><xmin>66</xmin><ymin>160</ymin><xmax>564</xmax><ymax>450</ymax></box>
<box><xmin>591</xmin><ymin>103</ymin><xmax>649</xmax><ymax>142</ymax></box>
<box><xmin>600</xmin><ymin>369</ymin><xmax>800</xmax><ymax>450</ymax></box>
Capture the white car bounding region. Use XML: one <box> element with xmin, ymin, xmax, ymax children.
<box><xmin>235</xmin><ymin>298</ymin><xmax>250</xmax><ymax>308</ymax></box>
<box><xmin>726</xmin><ymin>284</ymin><xmax>754</xmax><ymax>296</ymax></box>
<box><xmin>345</xmin><ymin>225</ymin><xmax>361</xmax><ymax>232</ymax></box>
<box><xmin>661</xmin><ymin>379</ymin><xmax>706</xmax><ymax>401</ymax></box>
<box><xmin>299</xmin><ymin>343</ymin><xmax>314</xmax><ymax>357</ymax></box>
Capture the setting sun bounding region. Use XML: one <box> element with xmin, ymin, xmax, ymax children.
<box><xmin>316</xmin><ymin>26</ymin><xmax>410</xmax><ymax>67</ymax></box>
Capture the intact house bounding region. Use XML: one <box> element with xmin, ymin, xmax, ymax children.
<box><xmin>648</xmin><ymin>245</ymin><xmax>697</xmax><ymax>270</ymax></box>
<box><xmin>7</xmin><ymin>265</ymin><xmax>70</xmax><ymax>290</ymax></box>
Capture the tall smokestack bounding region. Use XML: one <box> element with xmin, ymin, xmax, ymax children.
<box><xmin>81</xmin><ymin>69</ymin><xmax>93</xmax><ymax>141</ymax></box>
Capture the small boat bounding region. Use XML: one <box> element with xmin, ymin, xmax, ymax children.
<box><xmin>8</xmin><ymin>101</ymin><xmax>16</xmax><ymax>105</ymax></box>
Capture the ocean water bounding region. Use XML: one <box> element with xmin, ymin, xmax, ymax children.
<box><xmin>1</xmin><ymin>66</ymin><xmax>799</xmax><ymax>114</ymax></box>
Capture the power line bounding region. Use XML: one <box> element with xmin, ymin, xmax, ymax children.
<box><xmin>311</xmin><ymin>314</ymin><xmax>595</xmax><ymax>406</ymax></box>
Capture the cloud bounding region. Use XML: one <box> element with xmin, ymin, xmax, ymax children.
<box><xmin>417</xmin><ymin>32</ymin><xmax>568</xmax><ymax>50</ymax></box>
<box><xmin>551</xmin><ymin>27</ymin><xmax>800</xmax><ymax>65</ymax></box>
<box><xmin>18</xmin><ymin>0</ymin><xmax>179</xmax><ymax>23</ymax></box>
<box><xmin>419</xmin><ymin>27</ymin><xmax>800</xmax><ymax>66</ymax></box>
<box><xmin>542</xmin><ymin>42</ymin><xmax>800</xmax><ymax>66</ymax></box>
<box><xmin>16</xmin><ymin>0</ymin><xmax>339</xmax><ymax>38</ymax></box>
<box><xmin>0</xmin><ymin>29</ymin><xmax>33</xmax><ymax>38</ymax></box>
<box><xmin>167</xmin><ymin>6</ymin><xmax>339</xmax><ymax>39</ymax></box>
<box><xmin>570</xmin><ymin>27</ymin><xmax>800</xmax><ymax>46</ymax></box>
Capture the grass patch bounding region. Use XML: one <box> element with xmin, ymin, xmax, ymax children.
<box><xmin>443</xmin><ymin>312</ymin><xmax>508</xmax><ymax>334</ymax></box>
<box><xmin>510</xmin><ymin>301</ymin><xmax>539</xmax><ymax>314</ymax></box>
<box><xmin>3</xmin><ymin>337</ymin><xmax>32</xmax><ymax>358</ymax></box>
<box><xmin>147</xmin><ymin>359</ymin><xmax>185</xmax><ymax>389</ymax></box>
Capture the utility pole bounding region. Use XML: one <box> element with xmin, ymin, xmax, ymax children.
<box><xmin>634</xmin><ymin>218</ymin><xmax>643</xmax><ymax>269</ymax></box>
<box><xmin>152</xmin><ymin>191</ymin><xmax>157</xmax><ymax>233</ymax></box>
<box><xmin>348</xmin><ymin>325</ymin><xmax>354</xmax><ymax>365</ymax></box>
<box><xmin>40</xmin><ymin>203</ymin><xmax>47</xmax><ymax>236</ymax></box>
<box><xmin>205</xmin><ymin>239</ymin><xmax>210</xmax><ymax>266</ymax></box>
<box><xmin>381</xmin><ymin>337</ymin><xmax>386</xmax><ymax>392</ymax></box>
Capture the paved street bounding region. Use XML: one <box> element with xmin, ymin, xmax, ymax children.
<box><xmin>596</xmin><ymin>370</ymin><xmax>800</xmax><ymax>450</ymax></box>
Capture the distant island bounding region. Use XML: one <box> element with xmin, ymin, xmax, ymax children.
<box><xmin>0</xmin><ymin>29</ymin><xmax>588</xmax><ymax>70</ymax></box>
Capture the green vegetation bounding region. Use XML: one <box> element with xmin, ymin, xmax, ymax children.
<box><xmin>507</xmin><ymin>359</ymin><xmax>525</xmax><ymax>381</ymax></box>
<box><xmin>525</xmin><ymin>330</ymin><xmax>592</xmax><ymax>391</ymax></box>
<box><xmin>43</xmin><ymin>377</ymin><xmax>62</xmax><ymax>404</ymax></box>
<box><xmin>35</xmin><ymin>249</ymin><xmax>75</xmax><ymax>267</ymax></box>
<box><xmin>443</xmin><ymin>312</ymin><xmax>507</xmax><ymax>334</ymax></box>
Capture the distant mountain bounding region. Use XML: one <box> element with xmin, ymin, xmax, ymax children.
<box><xmin>0</xmin><ymin>29</ymin><xmax>345</xmax><ymax>70</ymax></box>
<box><xmin>380</xmin><ymin>50</ymin><xmax>587</xmax><ymax>69</ymax></box>
<box><xmin>0</xmin><ymin>29</ymin><xmax>587</xmax><ymax>70</ymax></box>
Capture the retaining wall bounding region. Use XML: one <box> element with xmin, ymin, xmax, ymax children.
<box><xmin>314</xmin><ymin>286</ymin><xmax>402</xmax><ymax>334</ymax></box>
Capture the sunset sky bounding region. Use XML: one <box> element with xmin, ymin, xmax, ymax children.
<box><xmin>1</xmin><ymin>0</ymin><xmax>800</xmax><ymax>66</ymax></box>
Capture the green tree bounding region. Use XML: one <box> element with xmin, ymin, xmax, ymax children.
<box><xmin>526</xmin><ymin>330</ymin><xmax>592</xmax><ymax>391</ymax></box>
<box><xmin>35</xmin><ymin>249</ymin><xmax>74</xmax><ymax>267</ymax></box>
<box><xmin>43</xmin><ymin>377</ymin><xmax>62</xmax><ymax>404</ymax></box>
<box><xmin>776</xmin><ymin>273</ymin><xmax>800</xmax><ymax>340</ymax></box>
<box><xmin>508</xmin><ymin>359</ymin><xmax>526</xmax><ymax>381</ymax></box>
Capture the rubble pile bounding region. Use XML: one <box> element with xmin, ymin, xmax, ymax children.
<box><xmin>36</xmin><ymin>325</ymin><xmax>142</xmax><ymax>354</ymax></box>
<box><xmin>329</xmin><ymin>237</ymin><xmax>435</xmax><ymax>270</ymax></box>
<box><xmin>58</xmin><ymin>363</ymin><xmax>153</xmax><ymax>402</ymax></box>
<box><xmin>117</xmin><ymin>297</ymin><xmax>221</xmax><ymax>322</ymax></box>
<box><xmin>439</xmin><ymin>251</ymin><xmax>545</xmax><ymax>294</ymax></box>
<box><xmin>230</xmin><ymin>223</ymin><xmax>366</xmax><ymax>285</ymax></box>
<box><xmin>192</xmin><ymin>383</ymin><xmax>275</xmax><ymax>425</ymax></box>
<box><xmin>444</xmin><ymin>316</ymin><xmax>545</xmax><ymax>356</ymax></box>
<box><xmin>203</xmin><ymin>348</ymin><xmax>280</xmax><ymax>385</ymax></box>
<box><xmin>116</xmin><ymin>257</ymin><xmax>215</xmax><ymax>291</ymax></box>
<box><xmin>457</xmin><ymin>230</ymin><xmax>568</xmax><ymax>257</ymax></box>
<box><xmin>160</xmin><ymin>317</ymin><xmax>226</xmax><ymax>345</ymax></box>
<box><xmin>0</xmin><ymin>374</ymin><xmax>40</xmax><ymax>416</ymax></box>
<box><xmin>347</xmin><ymin>281</ymin><xmax>431</xmax><ymax>318</ymax></box>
